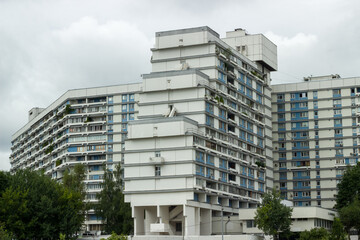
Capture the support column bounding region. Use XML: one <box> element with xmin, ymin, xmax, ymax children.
<box><xmin>133</xmin><ymin>206</ymin><xmax>145</xmax><ymax>236</ymax></box>
<box><xmin>200</xmin><ymin>208</ymin><xmax>212</xmax><ymax>235</ymax></box>
<box><xmin>184</xmin><ymin>205</ymin><xmax>200</xmax><ymax>236</ymax></box>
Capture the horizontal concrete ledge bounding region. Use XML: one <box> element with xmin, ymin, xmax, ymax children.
<box><xmin>130</xmin><ymin>235</ymin><xmax>262</xmax><ymax>240</ymax></box>
<box><xmin>79</xmin><ymin>234</ymin><xmax>263</xmax><ymax>240</ymax></box>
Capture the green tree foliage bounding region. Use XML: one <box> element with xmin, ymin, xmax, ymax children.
<box><xmin>100</xmin><ymin>231</ymin><xmax>128</xmax><ymax>240</ymax></box>
<box><xmin>62</xmin><ymin>164</ymin><xmax>87</xmax><ymax>198</ymax></box>
<box><xmin>299</xmin><ymin>227</ymin><xmax>329</xmax><ymax>240</ymax></box>
<box><xmin>339</xmin><ymin>197</ymin><xmax>360</xmax><ymax>238</ymax></box>
<box><xmin>96</xmin><ymin>164</ymin><xmax>133</xmax><ymax>235</ymax></box>
<box><xmin>0</xmin><ymin>171</ymin><xmax>10</xmax><ymax>193</ymax></box>
<box><xmin>0</xmin><ymin>169</ymin><xmax>85</xmax><ymax>240</ymax></box>
<box><xmin>0</xmin><ymin>224</ymin><xmax>13</xmax><ymax>240</ymax></box>
<box><xmin>254</xmin><ymin>190</ymin><xmax>293</xmax><ymax>240</ymax></box>
<box><xmin>336</xmin><ymin>163</ymin><xmax>360</xmax><ymax>210</ymax></box>
<box><xmin>329</xmin><ymin>217</ymin><xmax>347</xmax><ymax>240</ymax></box>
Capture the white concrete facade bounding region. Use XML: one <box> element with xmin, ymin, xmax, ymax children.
<box><xmin>10</xmin><ymin>84</ymin><xmax>141</xmax><ymax>231</ymax></box>
<box><xmin>124</xmin><ymin>26</ymin><xmax>276</xmax><ymax>237</ymax></box>
<box><xmin>238</xmin><ymin>206</ymin><xmax>336</xmax><ymax>235</ymax></box>
<box><xmin>272</xmin><ymin>75</ymin><xmax>360</xmax><ymax>209</ymax></box>
<box><xmin>12</xmin><ymin>26</ymin><xmax>346</xmax><ymax>238</ymax></box>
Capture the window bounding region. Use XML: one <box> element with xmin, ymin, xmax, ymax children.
<box><xmin>314</xmin><ymin>111</ymin><xmax>318</xmax><ymax>117</ymax></box>
<box><xmin>122</xmin><ymin>95</ymin><xmax>128</xmax><ymax>101</ymax></box>
<box><xmin>129</xmin><ymin>113</ymin><xmax>135</xmax><ymax>120</ymax></box>
<box><xmin>122</xmin><ymin>104</ymin><xmax>127</xmax><ymax>111</ymax></box>
<box><xmin>278</xmin><ymin>113</ymin><xmax>285</xmax><ymax>119</ymax></box>
<box><xmin>129</xmin><ymin>94</ymin><xmax>135</xmax><ymax>101</ymax></box>
<box><xmin>313</xmin><ymin>101</ymin><xmax>318</xmax><ymax>108</ymax></box>
<box><xmin>155</xmin><ymin>151</ymin><xmax>161</xmax><ymax>157</ymax></box>
<box><xmin>108</xmin><ymin>96</ymin><xmax>113</xmax><ymax>102</ymax></box>
<box><xmin>301</xmin><ymin>122</ymin><xmax>309</xmax><ymax>127</ymax></box>
<box><xmin>313</xmin><ymin>91</ymin><xmax>318</xmax><ymax>98</ymax></box>
<box><xmin>314</xmin><ymin>121</ymin><xmax>318</xmax><ymax>127</ymax></box>
<box><xmin>336</xmin><ymin>149</ymin><xmax>343</xmax><ymax>155</ymax></box>
<box><xmin>333</xmin><ymin>89</ymin><xmax>341</xmax><ymax>95</ymax></box>
<box><xmin>108</xmin><ymin>135</ymin><xmax>113</xmax><ymax>141</ymax></box>
<box><xmin>278</xmin><ymin>123</ymin><xmax>285</xmax><ymax>129</ymax></box>
<box><xmin>122</xmin><ymin>114</ymin><xmax>127</xmax><ymax>121</ymax></box>
<box><xmin>277</xmin><ymin>94</ymin><xmax>284</xmax><ymax>100</ymax></box>
<box><xmin>108</xmin><ymin>115</ymin><xmax>113</xmax><ymax>122</ymax></box>
<box><xmin>315</xmin><ymin>131</ymin><xmax>319</xmax><ymax>137</ymax></box>
<box><xmin>176</xmin><ymin>222</ymin><xmax>182</xmax><ymax>232</ymax></box>
<box><xmin>155</xmin><ymin>166</ymin><xmax>161</xmax><ymax>176</ymax></box>
<box><xmin>301</xmin><ymin>152</ymin><xmax>309</xmax><ymax>157</ymax></box>
<box><xmin>334</xmin><ymin>109</ymin><xmax>342</xmax><ymax>115</ymax></box>
<box><xmin>108</xmin><ymin>106</ymin><xmax>114</xmax><ymax>112</ymax></box>
<box><xmin>316</xmin><ymin>161</ymin><xmax>320</xmax><ymax>166</ymax></box>
<box><xmin>300</xmin><ymin>112</ymin><xmax>308</xmax><ymax>118</ymax></box>
<box><xmin>299</xmin><ymin>92</ymin><xmax>308</xmax><ymax>98</ymax></box>
<box><xmin>278</xmin><ymin>104</ymin><xmax>285</xmax><ymax>110</ymax></box>
<box><xmin>334</xmin><ymin>119</ymin><xmax>342</xmax><ymax>125</ymax></box>
<box><xmin>129</xmin><ymin>103</ymin><xmax>135</xmax><ymax>110</ymax></box>
<box><xmin>333</xmin><ymin>99</ymin><xmax>341</xmax><ymax>105</ymax></box>
<box><xmin>279</xmin><ymin>162</ymin><xmax>287</xmax><ymax>168</ymax></box>
<box><xmin>299</xmin><ymin>102</ymin><xmax>308</xmax><ymax>108</ymax></box>
<box><xmin>316</xmin><ymin>171</ymin><xmax>320</xmax><ymax>176</ymax></box>
<box><xmin>335</xmin><ymin>129</ymin><xmax>343</xmax><ymax>135</ymax></box>
<box><xmin>247</xmin><ymin>220</ymin><xmax>255</xmax><ymax>228</ymax></box>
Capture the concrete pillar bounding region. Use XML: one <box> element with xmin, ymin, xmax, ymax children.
<box><xmin>184</xmin><ymin>205</ymin><xmax>200</xmax><ymax>236</ymax></box>
<box><xmin>158</xmin><ymin>205</ymin><xmax>173</xmax><ymax>234</ymax></box>
<box><xmin>144</xmin><ymin>206</ymin><xmax>157</xmax><ymax>235</ymax></box>
<box><xmin>133</xmin><ymin>206</ymin><xmax>144</xmax><ymax>236</ymax></box>
<box><xmin>200</xmin><ymin>208</ymin><xmax>212</xmax><ymax>235</ymax></box>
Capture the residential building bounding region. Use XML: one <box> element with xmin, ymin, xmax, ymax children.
<box><xmin>124</xmin><ymin>26</ymin><xmax>276</xmax><ymax>237</ymax></box>
<box><xmin>272</xmin><ymin>75</ymin><xmax>360</xmax><ymax>209</ymax></box>
<box><xmin>10</xmin><ymin>84</ymin><xmax>141</xmax><ymax>231</ymax></box>
<box><xmin>10</xmin><ymin>26</ymin><xmax>343</xmax><ymax>239</ymax></box>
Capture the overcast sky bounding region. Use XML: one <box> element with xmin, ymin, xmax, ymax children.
<box><xmin>1</xmin><ymin>0</ymin><xmax>359</xmax><ymax>170</ymax></box>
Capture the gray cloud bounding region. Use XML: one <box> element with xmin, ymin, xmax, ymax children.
<box><xmin>1</xmin><ymin>0</ymin><xmax>360</xmax><ymax>170</ymax></box>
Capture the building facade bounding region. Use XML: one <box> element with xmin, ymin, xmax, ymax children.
<box><xmin>10</xmin><ymin>26</ymin><xmax>345</xmax><ymax>238</ymax></box>
<box><xmin>124</xmin><ymin>26</ymin><xmax>276</xmax><ymax>236</ymax></box>
<box><xmin>10</xmin><ymin>84</ymin><xmax>141</xmax><ymax>231</ymax></box>
<box><xmin>272</xmin><ymin>75</ymin><xmax>360</xmax><ymax>209</ymax></box>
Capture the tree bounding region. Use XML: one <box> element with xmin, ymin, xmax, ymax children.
<box><xmin>0</xmin><ymin>169</ymin><xmax>85</xmax><ymax>239</ymax></box>
<box><xmin>339</xmin><ymin>197</ymin><xmax>360</xmax><ymax>239</ymax></box>
<box><xmin>62</xmin><ymin>163</ymin><xmax>87</xmax><ymax>197</ymax></box>
<box><xmin>0</xmin><ymin>171</ymin><xmax>10</xmax><ymax>194</ymax></box>
<box><xmin>0</xmin><ymin>224</ymin><xmax>13</xmax><ymax>240</ymax></box>
<box><xmin>254</xmin><ymin>190</ymin><xmax>293</xmax><ymax>240</ymax></box>
<box><xmin>329</xmin><ymin>217</ymin><xmax>347</xmax><ymax>240</ymax></box>
<box><xmin>96</xmin><ymin>164</ymin><xmax>133</xmax><ymax>235</ymax></box>
<box><xmin>335</xmin><ymin>163</ymin><xmax>360</xmax><ymax>210</ymax></box>
<box><xmin>299</xmin><ymin>227</ymin><xmax>329</xmax><ymax>240</ymax></box>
